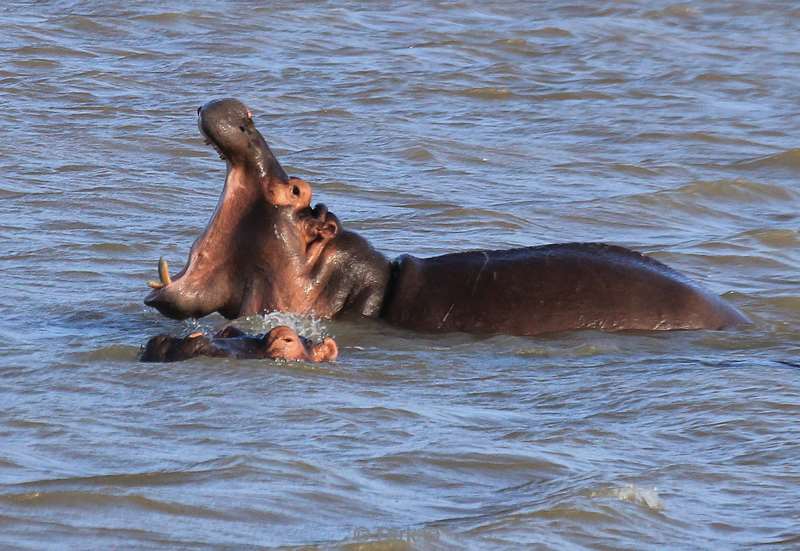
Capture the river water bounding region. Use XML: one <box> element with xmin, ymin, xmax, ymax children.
<box><xmin>1</xmin><ymin>1</ymin><xmax>799</xmax><ymax>549</ymax></box>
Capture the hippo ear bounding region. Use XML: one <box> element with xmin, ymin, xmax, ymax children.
<box><xmin>141</xmin><ymin>335</ymin><xmax>172</xmax><ymax>362</ymax></box>
<box><xmin>319</xmin><ymin>218</ymin><xmax>340</xmax><ymax>240</ymax></box>
<box><xmin>310</xmin><ymin>337</ymin><xmax>338</xmax><ymax>362</ymax></box>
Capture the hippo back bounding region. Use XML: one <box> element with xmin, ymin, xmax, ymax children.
<box><xmin>380</xmin><ymin>243</ymin><xmax>748</xmax><ymax>335</ymax></box>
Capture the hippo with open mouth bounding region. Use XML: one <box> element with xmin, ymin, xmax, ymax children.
<box><xmin>144</xmin><ymin>99</ymin><xmax>748</xmax><ymax>335</ymax></box>
<box><xmin>144</xmin><ymin>99</ymin><xmax>388</xmax><ymax>320</ymax></box>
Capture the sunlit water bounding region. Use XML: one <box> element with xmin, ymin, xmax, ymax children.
<box><xmin>1</xmin><ymin>1</ymin><xmax>799</xmax><ymax>549</ymax></box>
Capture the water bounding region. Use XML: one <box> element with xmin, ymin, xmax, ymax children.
<box><xmin>1</xmin><ymin>1</ymin><xmax>799</xmax><ymax>548</ymax></box>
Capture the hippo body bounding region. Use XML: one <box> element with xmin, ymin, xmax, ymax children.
<box><xmin>143</xmin><ymin>99</ymin><xmax>748</xmax><ymax>337</ymax></box>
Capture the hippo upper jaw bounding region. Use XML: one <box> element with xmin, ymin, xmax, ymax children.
<box><xmin>197</xmin><ymin>98</ymin><xmax>288</xmax><ymax>182</ymax></box>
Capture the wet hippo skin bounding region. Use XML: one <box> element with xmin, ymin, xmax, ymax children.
<box><xmin>144</xmin><ymin>99</ymin><xmax>748</xmax><ymax>335</ymax></box>
<box><xmin>381</xmin><ymin>244</ymin><xmax>747</xmax><ymax>334</ymax></box>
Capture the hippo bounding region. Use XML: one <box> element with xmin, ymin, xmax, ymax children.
<box><xmin>140</xmin><ymin>325</ymin><xmax>338</xmax><ymax>363</ymax></box>
<box><xmin>144</xmin><ymin>98</ymin><xmax>748</xmax><ymax>335</ymax></box>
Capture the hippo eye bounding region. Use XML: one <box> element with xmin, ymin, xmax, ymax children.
<box><xmin>292</xmin><ymin>186</ymin><xmax>300</xmax><ymax>196</ymax></box>
<box><xmin>239</xmin><ymin>125</ymin><xmax>245</xmax><ymax>132</ymax></box>
<box><xmin>283</xmin><ymin>337</ymin><xmax>293</xmax><ymax>343</ymax></box>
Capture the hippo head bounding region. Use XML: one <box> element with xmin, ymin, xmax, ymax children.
<box><xmin>144</xmin><ymin>99</ymin><xmax>333</xmax><ymax>320</ymax></box>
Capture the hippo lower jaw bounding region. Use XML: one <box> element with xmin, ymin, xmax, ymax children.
<box><xmin>144</xmin><ymin>287</ymin><xmax>238</xmax><ymax>321</ymax></box>
<box><xmin>144</xmin><ymin>290</ymin><xmax>188</xmax><ymax>319</ymax></box>
<box><xmin>144</xmin><ymin>247</ymin><xmax>238</xmax><ymax>320</ymax></box>
<box><xmin>144</xmin><ymin>269</ymin><xmax>231</xmax><ymax>320</ymax></box>
<box><xmin>144</xmin><ymin>288</ymin><xmax>205</xmax><ymax>320</ymax></box>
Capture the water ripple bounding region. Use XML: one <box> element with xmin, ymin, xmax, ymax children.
<box><xmin>0</xmin><ymin>1</ymin><xmax>798</xmax><ymax>549</ymax></box>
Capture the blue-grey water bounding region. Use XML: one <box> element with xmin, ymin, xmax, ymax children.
<box><xmin>1</xmin><ymin>1</ymin><xmax>799</xmax><ymax>549</ymax></box>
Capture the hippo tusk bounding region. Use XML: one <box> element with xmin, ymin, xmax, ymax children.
<box><xmin>158</xmin><ymin>257</ymin><xmax>172</xmax><ymax>286</ymax></box>
<box><xmin>147</xmin><ymin>280</ymin><xmax>165</xmax><ymax>289</ymax></box>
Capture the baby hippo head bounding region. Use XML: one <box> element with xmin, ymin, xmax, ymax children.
<box><xmin>141</xmin><ymin>332</ymin><xmax>212</xmax><ymax>363</ymax></box>
<box><xmin>140</xmin><ymin>326</ymin><xmax>338</xmax><ymax>363</ymax></box>
<box><xmin>264</xmin><ymin>326</ymin><xmax>338</xmax><ymax>362</ymax></box>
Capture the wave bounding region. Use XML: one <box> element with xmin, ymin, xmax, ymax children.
<box><xmin>676</xmin><ymin>178</ymin><xmax>796</xmax><ymax>202</ymax></box>
<box><xmin>0</xmin><ymin>490</ymin><xmax>231</xmax><ymax>520</ymax></box>
<box><xmin>732</xmin><ymin>149</ymin><xmax>800</xmax><ymax>172</ymax></box>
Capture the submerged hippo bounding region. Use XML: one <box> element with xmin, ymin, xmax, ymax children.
<box><xmin>144</xmin><ymin>98</ymin><xmax>748</xmax><ymax>335</ymax></box>
<box><xmin>141</xmin><ymin>325</ymin><xmax>338</xmax><ymax>363</ymax></box>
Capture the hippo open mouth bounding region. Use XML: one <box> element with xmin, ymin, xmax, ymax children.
<box><xmin>144</xmin><ymin>99</ymin><xmax>323</xmax><ymax>320</ymax></box>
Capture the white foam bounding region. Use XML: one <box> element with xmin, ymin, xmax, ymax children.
<box><xmin>251</xmin><ymin>311</ymin><xmax>328</xmax><ymax>342</ymax></box>
<box><xmin>592</xmin><ymin>484</ymin><xmax>664</xmax><ymax>511</ymax></box>
<box><xmin>179</xmin><ymin>312</ymin><xmax>329</xmax><ymax>342</ymax></box>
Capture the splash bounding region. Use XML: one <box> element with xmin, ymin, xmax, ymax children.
<box><xmin>591</xmin><ymin>484</ymin><xmax>664</xmax><ymax>511</ymax></box>
<box><xmin>248</xmin><ymin>311</ymin><xmax>328</xmax><ymax>342</ymax></box>
<box><xmin>177</xmin><ymin>311</ymin><xmax>330</xmax><ymax>342</ymax></box>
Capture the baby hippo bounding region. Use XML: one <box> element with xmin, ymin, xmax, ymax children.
<box><xmin>140</xmin><ymin>325</ymin><xmax>338</xmax><ymax>363</ymax></box>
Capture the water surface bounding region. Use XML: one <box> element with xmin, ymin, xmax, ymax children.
<box><xmin>1</xmin><ymin>1</ymin><xmax>799</xmax><ymax>549</ymax></box>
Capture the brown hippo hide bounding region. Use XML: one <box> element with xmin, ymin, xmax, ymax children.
<box><xmin>144</xmin><ymin>98</ymin><xmax>748</xmax><ymax>336</ymax></box>
<box><xmin>380</xmin><ymin>244</ymin><xmax>749</xmax><ymax>334</ymax></box>
<box><xmin>140</xmin><ymin>325</ymin><xmax>338</xmax><ymax>363</ymax></box>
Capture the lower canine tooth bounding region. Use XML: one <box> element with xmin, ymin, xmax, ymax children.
<box><xmin>147</xmin><ymin>280</ymin><xmax>164</xmax><ymax>289</ymax></box>
<box><xmin>158</xmin><ymin>257</ymin><xmax>172</xmax><ymax>285</ymax></box>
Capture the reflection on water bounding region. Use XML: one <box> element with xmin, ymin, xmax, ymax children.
<box><xmin>1</xmin><ymin>1</ymin><xmax>798</xmax><ymax>548</ymax></box>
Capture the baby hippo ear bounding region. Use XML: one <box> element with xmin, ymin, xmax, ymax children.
<box><xmin>141</xmin><ymin>335</ymin><xmax>173</xmax><ymax>362</ymax></box>
<box><xmin>310</xmin><ymin>337</ymin><xmax>338</xmax><ymax>362</ymax></box>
